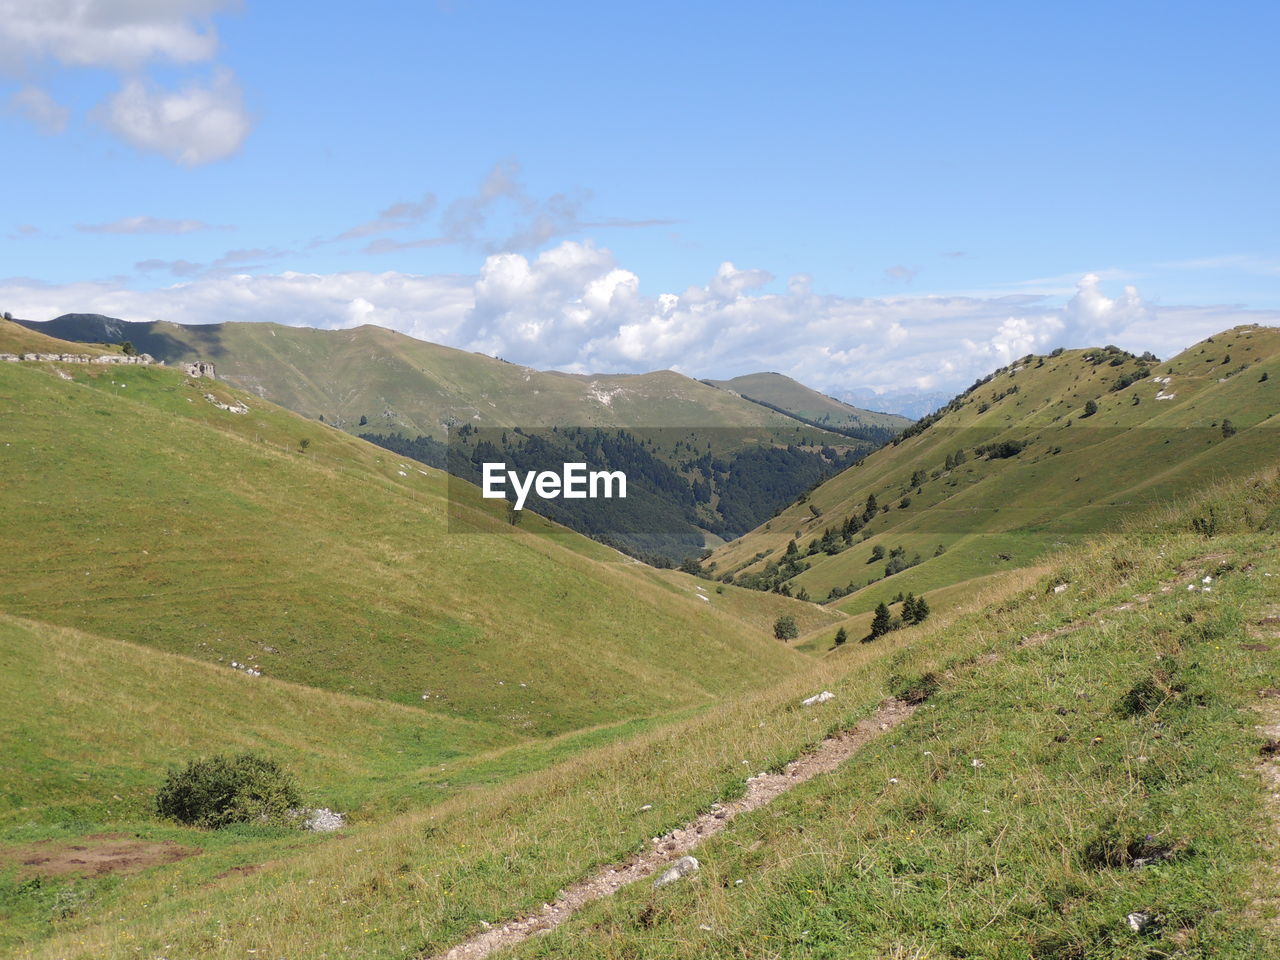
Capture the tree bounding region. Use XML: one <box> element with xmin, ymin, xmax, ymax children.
<box><xmin>298</xmin><ymin>438</ymin><xmax>311</xmax><ymax>452</ymax></box>
<box><xmin>870</xmin><ymin>544</ymin><xmax>885</xmax><ymax>562</ymax></box>
<box><xmin>902</xmin><ymin>593</ymin><xmax>920</xmax><ymax>624</ymax></box>
<box><xmin>914</xmin><ymin>595</ymin><xmax>930</xmax><ymax>623</ymax></box>
<box><xmin>1082</xmin><ymin>399</ymin><xmax>1099</xmax><ymax>418</ymax></box>
<box><xmin>795</xmin><ymin>586</ymin><xmax>810</xmax><ymax>602</ymax></box>
<box><xmin>120</xmin><ymin>340</ymin><xmax>136</xmax><ymax>356</ymax></box>
<box><xmin>833</xmin><ymin>626</ymin><xmax>848</xmax><ymax>646</ymax></box>
<box><xmin>773</xmin><ymin>615</ymin><xmax>798</xmax><ymax>641</ymax></box>
<box><xmin>359</xmin><ymin>414</ymin><xmax>369</xmax><ymax>426</ymax></box>
<box><xmin>862</xmin><ymin>494</ymin><xmax>878</xmax><ymax>523</ymax></box>
<box><xmin>1221</xmin><ymin>419</ymin><xmax>1237</xmax><ymax>438</ymax></box>
<box><xmin>785</xmin><ymin>538</ymin><xmax>798</xmax><ymax>558</ymax></box>
<box><xmin>868</xmin><ymin>602</ymin><xmax>892</xmax><ymax>640</ymax></box>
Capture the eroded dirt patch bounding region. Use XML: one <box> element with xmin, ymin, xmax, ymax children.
<box><xmin>1</xmin><ymin>833</ymin><xmax>200</xmax><ymax>880</ymax></box>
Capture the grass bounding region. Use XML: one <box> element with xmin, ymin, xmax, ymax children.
<box><xmin>714</xmin><ymin>325</ymin><xmax>1280</xmax><ymax>633</ymax></box>
<box><xmin>16</xmin><ymin>316</ymin><xmax>862</xmax><ymax>443</ymax></box>
<box><xmin>0</xmin><ymin>358</ymin><xmax>807</xmax><ymax>736</ymax></box>
<box><xmin>9</xmin><ymin>469</ymin><xmax>1278</xmax><ymax>958</ymax></box>
<box><xmin>702</xmin><ymin>372</ymin><xmax>911</xmax><ymax>432</ymax></box>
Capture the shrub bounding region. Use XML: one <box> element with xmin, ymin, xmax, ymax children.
<box><xmin>1082</xmin><ymin>399</ymin><xmax>1098</xmax><ymax>418</ymax></box>
<box><xmin>155</xmin><ymin>753</ymin><xmax>301</xmax><ymax>829</ymax></box>
<box><xmin>773</xmin><ymin>615</ymin><xmax>798</xmax><ymax>641</ymax></box>
<box><xmin>833</xmin><ymin>626</ymin><xmax>848</xmax><ymax>646</ymax></box>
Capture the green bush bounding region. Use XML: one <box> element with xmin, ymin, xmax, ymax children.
<box><xmin>773</xmin><ymin>615</ymin><xmax>798</xmax><ymax>641</ymax></box>
<box><xmin>155</xmin><ymin>753</ymin><xmax>301</xmax><ymax>829</ymax></box>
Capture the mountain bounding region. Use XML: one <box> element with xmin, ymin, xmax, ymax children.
<box><xmin>4</xmin><ymin>318</ymin><xmax>1279</xmax><ymax>958</ymax></box>
<box><xmin>702</xmin><ymin>371</ymin><xmax>911</xmax><ymax>438</ymax></box>
<box><xmin>709</xmin><ymin>326</ymin><xmax>1280</xmax><ymax>624</ymax></box>
<box><xmin>18</xmin><ymin>315</ymin><xmax>878</xmax><ymax>438</ymax></box>
<box><xmin>0</xmin><ymin>317</ymin><xmax>831</xmax><ymax>740</ymax></box>
<box><xmin>15</xmin><ymin>314</ymin><xmax>902</xmax><ymax>561</ymax></box>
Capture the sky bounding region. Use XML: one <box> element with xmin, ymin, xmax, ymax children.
<box><xmin>2</xmin><ymin>1</ymin><xmax>1278</xmax><ymax>404</ymax></box>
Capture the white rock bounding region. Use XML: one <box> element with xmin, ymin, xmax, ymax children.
<box><xmin>653</xmin><ymin>856</ymin><xmax>700</xmax><ymax>888</ymax></box>
<box><xmin>1126</xmin><ymin>911</ymin><xmax>1153</xmax><ymax>933</ymax></box>
<box><xmin>1053</xmin><ymin>582</ymin><xmax>1069</xmax><ymax>594</ymax></box>
<box><xmin>302</xmin><ymin>808</ymin><xmax>345</xmax><ymax>831</ymax></box>
<box><xmin>801</xmin><ymin>690</ymin><xmax>835</xmax><ymax>706</ymax></box>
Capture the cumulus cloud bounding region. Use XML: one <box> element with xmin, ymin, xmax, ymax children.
<box><xmin>76</xmin><ymin>215</ymin><xmax>223</xmax><ymax>234</ymax></box>
<box><xmin>0</xmin><ymin>0</ymin><xmax>233</xmax><ymax>69</ymax></box>
<box><xmin>7</xmin><ymin>85</ymin><xmax>69</xmax><ymax>133</ymax></box>
<box><xmin>1</xmin><ymin>0</ymin><xmax>250</xmax><ymax>164</ymax></box>
<box><xmin>2</xmin><ymin>245</ymin><xmax>1274</xmax><ymax>398</ymax></box>
<box><xmin>102</xmin><ymin>68</ymin><xmax>249</xmax><ymax>165</ymax></box>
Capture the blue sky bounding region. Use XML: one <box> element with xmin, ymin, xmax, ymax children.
<box><xmin>3</xmin><ymin>1</ymin><xmax>1278</xmax><ymax>398</ymax></box>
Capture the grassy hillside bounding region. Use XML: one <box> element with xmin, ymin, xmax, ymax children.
<box><xmin>704</xmin><ymin>371</ymin><xmax>911</xmax><ymax>435</ymax></box>
<box><xmin>0</xmin><ymin>317</ymin><xmax>116</xmax><ymax>356</ymax></box>
<box><xmin>710</xmin><ymin>325</ymin><xmax>1280</xmax><ymax>624</ymax></box>
<box><xmin>9</xmin><ymin>467</ymin><xmax>1279</xmax><ymax>959</ymax></box>
<box><xmin>17</xmin><ymin>315</ymin><xmax>862</xmax><ymax>441</ymax></box>
<box><xmin>15</xmin><ymin>315</ymin><xmax>889</xmax><ymax>561</ymax></box>
<box><xmin>0</xmin><ymin>351</ymin><xmax>811</xmax><ymax>738</ymax></box>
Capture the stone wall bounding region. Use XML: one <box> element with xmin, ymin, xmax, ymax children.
<box><xmin>0</xmin><ymin>352</ymin><xmax>161</xmax><ymax>365</ymax></box>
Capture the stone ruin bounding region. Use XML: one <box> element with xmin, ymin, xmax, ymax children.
<box><xmin>183</xmin><ymin>360</ymin><xmax>217</xmax><ymax>379</ymax></box>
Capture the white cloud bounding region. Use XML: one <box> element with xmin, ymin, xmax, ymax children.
<box><xmin>2</xmin><ymin>246</ymin><xmax>1275</xmax><ymax>398</ymax></box>
<box><xmin>76</xmin><ymin>215</ymin><xmax>223</xmax><ymax>234</ymax></box>
<box><xmin>102</xmin><ymin>68</ymin><xmax>249</xmax><ymax>165</ymax></box>
<box><xmin>1</xmin><ymin>0</ymin><xmax>249</xmax><ymax>164</ymax></box>
<box><xmin>7</xmin><ymin>85</ymin><xmax>69</xmax><ymax>133</ymax></box>
<box><xmin>0</xmin><ymin>0</ymin><xmax>234</xmax><ymax>69</ymax></box>
<box><xmin>884</xmin><ymin>264</ymin><xmax>918</xmax><ymax>283</ymax></box>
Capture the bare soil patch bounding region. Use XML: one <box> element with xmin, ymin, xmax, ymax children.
<box><xmin>1</xmin><ymin>833</ymin><xmax>200</xmax><ymax>880</ymax></box>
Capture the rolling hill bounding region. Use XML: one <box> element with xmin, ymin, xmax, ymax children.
<box><xmin>16</xmin><ymin>314</ymin><xmax>896</xmax><ymax>440</ymax></box>
<box><xmin>0</xmin><ymin>316</ymin><xmax>824</xmax><ymax>740</ymax></box>
<box><xmin>703</xmin><ymin>371</ymin><xmax>911</xmax><ymax>437</ymax></box>
<box><xmin>709</xmin><ymin>325</ymin><xmax>1280</xmax><ymax>626</ymax></box>
<box><xmin>14</xmin><ymin>314</ymin><xmax>901</xmax><ymax>560</ymax></box>
<box><xmin>3</xmin><ymin>318</ymin><xmax>1280</xmax><ymax>958</ymax></box>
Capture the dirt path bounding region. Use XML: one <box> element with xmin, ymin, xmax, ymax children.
<box><xmin>429</xmin><ymin>697</ymin><xmax>917</xmax><ymax>960</ymax></box>
<box><xmin>428</xmin><ymin>557</ymin><xmax>1230</xmax><ymax>960</ymax></box>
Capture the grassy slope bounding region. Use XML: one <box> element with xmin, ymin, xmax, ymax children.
<box><xmin>704</xmin><ymin>371</ymin><xmax>911</xmax><ymax>432</ymax></box>
<box><xmin>14</xmin><ymin>471</ymin><xmax>1280</xmax><ymax>959</ymax></box>
<box><xmin>0</xmin><ymin>318</ymin><xmax>115</xmax><ymax>356</ymax></box>
<box><xmin>712</xmin><ymin>325</ymin><xmax>1280</xmax><ymax>621</ymax></box>
<box><xmin>0</xmin><ymin>355</ymin><xmax>807</xmax><ymax>738</ymax></box>
<box><xmin>16</xmin><ymin>317</ymin><xmax>858</xmax><ymax>443</ymax></box>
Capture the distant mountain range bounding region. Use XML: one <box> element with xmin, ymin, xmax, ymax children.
<box><xmin>837</xmin><ymin>386</ymin><xmax>954</xmax><ymax>420</ymax></box>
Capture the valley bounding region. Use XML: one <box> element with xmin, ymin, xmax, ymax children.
<box><xmin>1</xmin><ymin>318</ymin><xmax>1278</xmax><ymax>959</ymax></box>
